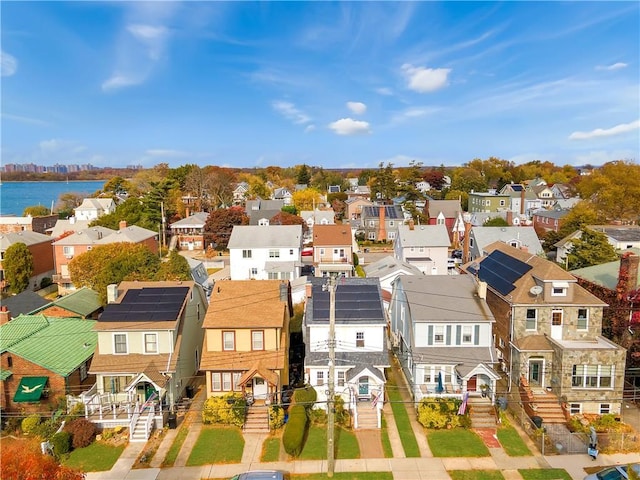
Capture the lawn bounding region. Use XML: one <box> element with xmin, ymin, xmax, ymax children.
<box><xmin>298</xmin><ymin>425</ymin><xmax>360</xmax><ymax>460</ymax></box>
<box><xmin>385</xmin><ymin>371</ymin><xmax>421</xmax><ymax>457</ymax></box>
<box><xmin>427</xmin><ymin>429</ymin><xmax>490</xmax><ymax>457</ymax></box>
<box><xmin>162</xmin><ymin>426</ymin><xmax>189</xmax><ymax>466</ymax></box>
<box><xmin>449</xmin><ymin>471</ymin><xmax>505</xmax><ymax>480</ymax></box>
<box><xmin>63</xmin><ymin>441</ymin><xmax>126</xmax><ymax>472</ymax></box>
<box><xmin>380</xmin><ymin>414</ymin><xmax>393</xmax><ymax>458</ymax></box>
<box><xmin>496</xmin><ymin>426</ymin><xmax>532</xmax><ymax>456</ymax></box>
<box><xmin>261</xmin><ymin>435</ymin><xmax>281</xmax><ymax>462</ymax></box>
<box><xmin>519</xmin><ymin>469</ymin><xmax>572</xmax><ymax>480</ymax></box>
<box><xmin>186</xmin><ymin>426</ymin><xmax>244</xmax><ymax>465</ymax></box>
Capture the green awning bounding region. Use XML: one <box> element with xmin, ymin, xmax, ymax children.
<box><xmin>13</xmin><ymin>376</ymin><xmax>48</xmax><ymax>402</ymax></box>
<box><xmin>0</xmin><ymin>369</ymin><xmax>12</xmax><ymax>381</ymax></box>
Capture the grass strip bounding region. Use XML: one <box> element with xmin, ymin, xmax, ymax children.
<box><xmin>162</xmin><ymin>426</ymin><xmax>189</xmax><ymax>467</ymax></box>
<box><xmin>496</xmin><ymin>426</ymin><xmax>532</xmax><ymax>456</ymax></box>
<box><xmin>386</xmin><ymin>372</ymin><xmax>421</xmax><ymax>457</ymax></box>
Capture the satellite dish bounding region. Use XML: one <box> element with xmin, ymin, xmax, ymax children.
<box><xmin>530</xmin><ymin>285</ymin><xmax>543</xmax><ymax>296</ymax></box>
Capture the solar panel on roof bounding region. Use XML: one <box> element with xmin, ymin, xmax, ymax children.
<box><xmin>100</xmin><ymin>286</ymin><xmax>189</xmax><ymax>322</ymax></box>
<box><xmin>478</xmin><ymin>250</ymin><xmax>532</xmax><ymax>296</ymax></box>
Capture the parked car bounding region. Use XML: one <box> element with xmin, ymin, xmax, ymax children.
<box><xmin>230</xmin><ymin>470</ymin><xmax>290</xmax><ymax>480</ymax></box>
<box><xmin>584</xmin><ymin>464</ymin><xmax>640</xmax><ymax>480</ymax></box>
<box><xmin>301</xmin><ymin>247</ymin><xmax>313</xmax><ymax>256</ymax></box>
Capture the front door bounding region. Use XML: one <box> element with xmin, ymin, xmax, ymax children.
<box><xmin>358</xmin><ymin>377</ymin><xmax>369</xmax><ymax>396</ymax></box>
<box><xmin>551</xmin><ymin>309</ymin><xmax>563</xmax><ymax>340</ymax></box>
<box><xmin>529</xmin><ymin>359</ymin><xmax>543</xmax><ymax>387</ymax></box>
<box><xmin>467</xmin><ymin>376</ymin><xmax>477</xmax><ymax>392</ymax></box>
<box><xmin>253</xmin><ymin>377</ymin><xmax>268</xmax><ymax>399</ymax></box>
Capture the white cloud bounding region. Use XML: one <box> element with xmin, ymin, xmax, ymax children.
<box><xmin>272</xmin><ymin>101</ymin><xmax>311</xmax><ymax>125</ymax></box>
<box><xmin>574</xmin><ymin>149</ymin><xmax>637</xmax><ymax>166</ymax></box>
<box><xmin>2</xmin><ymin>113</ymin><xmax>49</xmax><ymax>126</ymax></box>
<box><xmin>401</xmin><ymin>64</ymin><xmax>451</xmax><ymax>93</ymax></box>
<box><xmin>568</xmin><ymin>119</ymin><xmax>639</xmax><ymax>140</ymax></box>
<box><xmin>347</xmin><ymin>101</ymin><xmax>367</xmax><ymax>115</ymax></box>
<box><xmin>305</xmin><ymin>125</ymin><xmax>316</xmax><ymax>133</ymax></box>
<box><xmin>328</xmin><ymin>118</ymin><xmax>371</xmax><ymax>136</ymax></box>
<box><xmin>595</xmin><ymin>62</ymin><xmax>628</xmax><ymax>71</ymax></box>
<box><xmin>102</xmin><ymin>73</ymin><xmax>142</xmax><ymax>91</ymax></box>
<box><xmin>376</xmin><ymin>87</ymin><xmax>393</xmax><ymax>96</ymax></box>
<box><xmin>1</xmin><ymin>50</ymin><xmax>17</xmax><ymax>77</ymax></box>
<box><xmin>128</xmin><ymin>24</ymin><xmax>168</xmax><ymax>40</ymax></box>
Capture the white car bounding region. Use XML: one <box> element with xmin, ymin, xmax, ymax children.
<box><xmin>584</xmin><ymin>464</ymin><xmax>640</xmax><ymax>480</ymax></box>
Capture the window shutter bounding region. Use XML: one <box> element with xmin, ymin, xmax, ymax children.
<box><xmin>427</xmin><ymin>325</ymin><xmax>433</xmax><ymax>346</ymax></box>
<box><xmin>446</xmin><ymin>325</ymin><xmax>452</xmax><ymax>345</ymax></box>
<box><xmin>456</xmin><ymin>326</ymin><xmax>461</xmax><ymax>345</ymax></box>
<box><xmin>474</xmin><ymin>325</ymin><xmax>480</xmax><ymax>345</ymax></box>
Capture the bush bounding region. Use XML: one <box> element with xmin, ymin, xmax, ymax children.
<box><xmin>21</xmin><ymin>414</ymin><xmax>42</xmax><ymax>435</ymax></box>
<box><xmin>64</xmin><ymin>418</ymin><xmax>97</xmax><ymax>449</ymax></box>
<box><xmin>417</xmin><ymin>398</ymin><xmax>467</xmax><ymax>429</ymax></box>
<box><xmin>202</xmin><ymin>393</ymin><xmax>246</xmax><ymax>426</ymax></box>
<box><xmin>282</xmin><ymin>405</ymin><xmax>308</xmax><ymax>457</ymax></box>
<box><xmin>40</xmin><ymin>277</ymin><xmax>53</xmax><ymax>288</ymax></box>
<box><xmin>293</xmin><ymin>385</ymin><xmax>317</xmax><ymax>408</ymax></box>
<box><xmin>308</xmin><ymin>408</ymin><xmax>327</xmax><ymax>425</ymax></box>
<box><xmin>269</xmin><ymin>405</ymin><xmax>285</xmax><ymax>430</ymax></box>
<box><xmin>50</xmin><ymin>431</ymin><xmax>72</xmax><ymax>456</ymax></box>
<box><xmin>3</xmin><ymin>416</ymin><xmax>23</xmax><ymax>434</ymax></box>
<box><xmin>33</xmin><ymin>417</ymin><xmax>62</xmax><ymax>439</ymax></box>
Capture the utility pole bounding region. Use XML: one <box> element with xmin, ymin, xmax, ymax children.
<box><xmin>326</xmin><ymin>275</ymin><xmax>336</xmax><ymax>477</ymax></box>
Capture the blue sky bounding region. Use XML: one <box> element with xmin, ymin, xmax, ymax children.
<box><xmin>1</xmin><ymin>1</ymin><xmax>638</xmax><ymax>170</ymax></box>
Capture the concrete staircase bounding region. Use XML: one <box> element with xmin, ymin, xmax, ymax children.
<box><xmin>355</xmin><ymin>402</ymin><xmax>379</xmax><ymax>429</ymax></box>
<box><xmin>469</xmin><ymin>398</ymin><xmax>497</xmax><ymax>428</ymax></box>
<box><xmin>529</xmin><ymin>391</ymin><xmax>567</xmax><ymax>424</ymax></box>
<box><xmin>243</xmin><ymin>405</ymin><xmax>270</xmax><ymax>433</ymax></box>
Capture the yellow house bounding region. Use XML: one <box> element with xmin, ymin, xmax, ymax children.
<box><xmin>200</xmin><ymin>280</ymin><xmax>291</xmax><ymax>404</ymax></box>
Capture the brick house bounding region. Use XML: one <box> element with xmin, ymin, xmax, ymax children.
<box><xmin>0</xmin><ymin>214</ymin><xmax>58</xmax><ymax>235</ymax></box>
<box><xmin>0</xmin><ymin>231</ymin><xmax>54</xmax><ymax>292</ymax></box>
<box><xmin>312</xmin><ymin>224</ymin><xmax>354</xmax><ymax>278</ymax></box>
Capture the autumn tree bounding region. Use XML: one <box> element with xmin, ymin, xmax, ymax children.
<box><xmin>3</xmin><ymin>242</ymin><xmax>34</xmax><ymax>293</ymax></box>
<box><xmin>156</xmin><ymin>250</ymin><xmax>192</xmax><ymax>281</ymax></box>
<box><xmin>423</xmin><ymin>169</ymin><xmax>446</xmax><ymax>190</ymax></box>
<box><xmin>55</xmin><ymin>192</ymin><xmax>84</xmax><ymax>218</ymax></box>
<box><xmin>396</xmin><ymin>160</ymin><xmax>424</xmax><ymax>202</ymax></box>
<box><xmin>206</xmin><ymin>166</ymin><xmax>237</xmax><ymax>208</ymax></box>
<box><xmin>23</xmin><ymin>205</ymin><xmax>51</xmax><ymax>216</ymax></box>
<box><xmin>1</xmin><ymin>439</ymin><xmax>84</xmax><ymax>480</ymax></box>
<box><xmin>444</xmin><ymin>190</ymin><xmax>469</xmax><ymax>211</ymax></box>
<box><xmin>566</xmin><ymin>228</ymin><xmax>618</xmax><ymax>270</ymax></box>
<box><xmin>102</xmin><ymin>176</ymin><xmax>130</xmax><ymax>196</ymax></box>
<box><xmin>270</xmin><ymin>211</ymin><xmax>308</xmax><ymax>234</ymax></box>
<box><xmin>292</xmin><ymin>188</ymin><xmax>324</xmax><ymax>212</ymax></box>
<box><xmin>450</xmin><ymin>167</ymin><xmax>488</xmax><ymax>193</ymax></box>
<box><xmin>204</xmin><ymin>206</ymin><xmax>249</xmax><ymax>250</ymax></box>
<box><xmin>557</xmin><ymin>201</ymin><xmax>603</xmax><ymax>237</ymax></box>
<box><xmin>183</xmin><ymin>165</ymin><xmax>210</xmax><ymax>211</ymax></box>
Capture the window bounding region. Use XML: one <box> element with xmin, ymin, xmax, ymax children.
<box><xmin>337</xmin><ymin>371</ymin><xmax>345</xmax><ymax>387</ymax></box>
<box><xmin>500</xmin><ymin>200</ymin><xmax>506</xmax><ymax>206</ymax></box>
<box><xmin>577</xmin><ymin>309</ymin><xmax>588</xmax><ymax>330</ymax></box>
<box><xmin>552</xmin><ymin>282</ymin><xmax>568</xmax><ymax>296</ymax></box>
<box><xmin>212</xmin><ymin>372</ymin><xmax>222</xmax><ymax>391</ymax></box>
<box><xmin>423</xmin><ymin>371</ymin><xmax>432</xmax><ymax>383</ymax></box>
<box><xmin>389</xmin><ymin>221</ymin><xmax>394</xmax><ymax>227</ymax></box>
<box><xmin>368</xmin><ymin>220</ymin><xmax>375</xmax><ymax>227</ymax></box>
<box><xmin>462</xmin><ymin>326</ymin><xmax>472</xmax><ymax>344</ymax></box>
<box><xmin>223</xmin><ymin>331</ymin><xmax>235</xmax><ymax>351</ymax></box>
<box><xmin>252</xmin><ymin>330</ymin><xmax>264</xmax><ymax>350</ymax></box>
<box><xmin>80</xmin><ymin>362</ymin><xmax>88</xmax><ymax>381</ymax></box>
<box><xmin>268</xmin><ymin>272</ymin><xmax>279</xmax><ymax>280</ymax></box>
<box><xmin>552</xmin><ymin>309</ymin><xmax>563</xmax><ymax>326</ymax></box>
<box><xmin>499</xmin><ymin>338</ymin><xmax>505</xmax><ymax>348</ymax></box>
<box><xmin>356</xmin><ymin>331</ymin><xmax>364</xmax><ymax>348</ymax></box>
<box><xmin>572</xmin><ymin>365</ymin><xmax>614</xmax><ymax>388</ymax></box>
<box><xmin>269</xmin><ymin>249</ymin><xmax>280</xmax><ymax>258</ymax></box>
<box><xmin>526</xmin><ymin>309</ymin><xmax>537</xmax><ymax>330</ymax></box>
<box><xmin>569</xmin><ymin>403</ymin><xmax>581</xmax><ymax>414</ymax></box>
<box><xmin>368</xmin><ymin>232</ymin><xmax>376</xmax><ymax>240</ymax></box>
<box><xmin>434</xmin><ymin>326</ymin><xmax>444</xmax><ymax>344</ymax></box>
<box><xmin>250</xmin><ymin>267</ymin><xmax>258</xmax><ymax>276</ymax></box>
<box><xmin>144</xmin><ymin>333</ymin><xmax>158</xmax><ymax>353</ymax></box>
<box><xmin>600</xmin><ymin>403</ymin><xmax>611</xmax><ymax>414</ymax></box>
<box><xmin>316</xmin><ymin>371</ymin><xmax>324</xmax><ymax>386</ymax></box>
<box><xmin>242</xmin><ymin>249</ymin><xmax>252</xmax><ymax>258</ymax></box>
<box><xmin>290</xmin><ymin>249</ymin><xmax>294</xmax><ymax>255</ymax></box>
<box><xmin>222</xmin><ymin>372</ymin><xmax>232</xmax><ymax>391</ymax></box>
<box><xmin>437</xmin><ymin>218</ymin><xmax>445</xmax><ymax>225</ymax></box>
<box><xmin>63</xmin><ymin>246</ymin><xmax>74</xmax><ymax>257</ymax></box>
<box><xmin>233</xmin><ymin>372</ymin><xmax>242</xmax><ymax>391</ymax></box>
<box><xmin>388</xmin><ymin>231</ymin><xmax>396</xmax><ymax>240</ymax></box>
<box><xmin>320</xmin><ymin>248</ymin><xmax>325</xmax><ymax>256</ymax></box>
<box><xmin>7</xmin><ymin>356</ymin><xmax>12</xmax><ymax>368</ymax></box>
<box><xmin>114</xmin><ymin>334</ymin><xmax>127</xmax><ymax>354</ymax></box>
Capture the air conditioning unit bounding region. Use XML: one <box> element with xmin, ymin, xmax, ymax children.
<box><xmin>390</xmin><ymin>331</ymin><xmax>400</xmax><ymax>348</ymax></box>
<box><xmin>64</xmin><ymin>254</ymin><xmax>73</xmax><ymax>259</ymax></box>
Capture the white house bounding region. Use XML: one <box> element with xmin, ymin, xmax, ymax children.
<box><xmin>393</xmin><ymin>223</ymin><xmax>450</xmax><ymax>275</ymax></box>
<box><xmin>228</xmin><ymin>225</ymin><xmax>303</xmax><ymax>280</ymax></box>
<box><xmin>74</xmin><ymin>198</ymin><xmax>116</xmax><ymax>221</ymax></box>
<box><xmin>363</xmin><ymin>256</ymin><xmax>423</xmax><ymax>311</ymax></box>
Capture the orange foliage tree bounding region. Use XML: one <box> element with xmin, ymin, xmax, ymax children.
<box><xmin>0</xmin><ymin>439</ymin><xmax>84</xmax><ymax>480</ymax></box>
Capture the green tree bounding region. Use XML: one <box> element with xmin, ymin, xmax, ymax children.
<box><xmin>296</xmin><ymin>164</ymin><xmax>311</xmax><ymax>185</ymax></box>
<box><xmin>23</xmin><ymin>205</ymin><xmax>51</xmax><ymax>216</ymax></box>
<box><xmin>156</xmin><ymin>250</ymin><xmax>192</xmax><ymax>281</ymax></box>
<box><xmin>204</xmin><ymin>206</ymin><xmax>249</xmax><ymax>250</ymax></box>
<box><xmin>557</xmin><ymin>201</ymin><xmax>602</xmax><ymax>237</ymax></box>
<box><xmin>444</xmin><ymin>190</ymin><xmax>469</xmax><ymax>211</ymax></box>
<box><xmin>3</xmin><ymin>243</ymin><xmax>34</xmax><ymax>293</ymax></box>
<box><xmin>566</xmin><ymin>229</ymin><xmax>618</xmax><ymax>270</ymax></box>
<box><xmin>69</xmin><ymin>243</ymin><xmax>161</xmax><ymax>303</ymax></box>
<box><xmin>483</xmin><ymin>217</ymin><xmax>509</xmax><ymax>227</ymax></box>
<box><xmin>369</xmin><ymin>162</ymin><xmax>396</xmax><ymax>201</ymax></box>
<box><xmin>91</xmin><ymin>198</ymin><xmax>146</xmax><ymax>229</ymax></box>
<box><xmin>102</xmin><ymin>176</ymin><xmax>130</xmax><ymax>195</ymax></box>
<box><xmin>450</xmin><ymin>167</ymin><xmax>488</xmax><ymax>193</ymax></box>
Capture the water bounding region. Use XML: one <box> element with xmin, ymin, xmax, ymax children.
<box><xmin>0</xmin><ymin>180</ymin><xmax>105</xmax><ymax>216</ymax></box>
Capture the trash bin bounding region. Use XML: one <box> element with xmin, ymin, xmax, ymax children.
<box><xmin>167</xmin><ymin>412</ymin><xmax>177</xmax><ymax>429</ymax></box>
<box><xmin>497</xmin><ymin>397</ymin><xmax>507</xmax><ymax>410</ymax></box>
<box><xmin>531</xmin><ymin>415</ymin><xmax>543</xmax><ymax>429</ymax></box>
<box><xmin>185</xmin><ymin>385</ymin><xmax>195</xmax><ymax>398</ymax></box>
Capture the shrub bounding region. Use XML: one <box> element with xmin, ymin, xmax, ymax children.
<box><xmin>33</xmin><ymin>417</ymin><xmax>62</xmax><ymax>439</ymax></box>
<box><xmin>293</xmin><ymin>385</ymin><xmax>317</xmax><ymax>408</ymax></box>
<box><xmin>3</xmin><ymin>416</ymin><xmax>23</xmax><ymax>434</ymax></box>
<box><xmin>50</xmin><ymin>431</ymin><xmax>72</xmax><ymax>456</ymax></box>
<box><xmin>64</xmin><ymin>418</ymin><xmax>97</xmax><ymax>449</ymax></box>
<box><xmin>282</xmin><ymin>405</ymin><xmax>308</xmax><ymax>457</ymax></box>
<box><xmin>417</xmin><ymin>398</ymin><xmax>467</xmax><ymax>429</ymax></box>
<box><xmin>335</xmin><ymin>397</ymin><xmax>352</xmax><ymax>428</ymax></box>
<box><xmin>202</xmin><ymin>393</ymin><xmax>246</xmax><ymax>426</ymax></box>
<box><xmin>269</xmin><ymin>405</ymin><xmax>285</xmax><ymax>430</ymax></box>
<box><xmin>21</xmin><ymin>414</ymin><xmax>42</xmax><ymax>435</ymax></box>
<box><xmin>309</xmin><ymin>408</ymin><xmax>327</xmax><ymax>425</ymax></box>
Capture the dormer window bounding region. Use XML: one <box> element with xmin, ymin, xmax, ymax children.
<box><xmin>551</xmin><ymin>281</ymin><xmax>568</xmax><ymax>296</ymax></box>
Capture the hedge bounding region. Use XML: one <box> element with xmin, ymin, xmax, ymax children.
<box><xmin>417</xmin><ymin>398</ymin><xmax>470</xmax><ymax>429</ymax></box>
<box><xmin>283</xmin><ymin>405</ymin><xmax>308</xmax><ymax>457</ymax></box>
<box><xmin>202</xmin><ymin>393</ymin><xmax>247</xmax><ymax>426</ymax></box>
<box><xmin>21</xmin><ymin>414</ymin><xmax>41</xmax><ymax>435</ymax></box>
<box><xmin>293</xmin><ymin>385</ymin><xmax>317</xmax><ymax>408</ymax></box>
<box><xmin>51</xmin><ymin>431</ymin><xmax>72</xmax><ymax>456</ymax></box>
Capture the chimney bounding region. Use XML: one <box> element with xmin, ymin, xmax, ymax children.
<box><xmin>0</xmin><ymin>306</ymin><xmax>11</xmax><ymax>325</ymax></box>
<box><xmin>408</xmin><ymin>219</ymin><xmax>415</xmax><ymax>230</ymax></box>
<box><xmin>617</xmin><ymin>252</ymin><xmax>640</xmax><ymax>298</ymax></box>
<box><xmin>185</xmin><ymin>207</ymin><xmax>190</xmax><ymax>218</ymax></box>
<box><xmin>305</xmin><ymin>282</ymin><xmax>313</xmax><ymax>298</ymax></box>
<box><xmin>377</xmin><ymin>206</ymin><xmax>387</xmax><ymax>241</ymax></box>
<box><xmin>506</xmin><ymin>211</ymin><xmax>513</xmax><ymax>225</ymax></box>
<box><xmin>119</xmin><ymin>220</ymin><xmax>127</xmax><ymax>230</ymax></box>
<box><xmin>69</xmin><ymin>216</ymin><xmax>76</xmax><ymax>225</ymax></box>
<box><xmin>520</xmin><ymin>186</ymin><xmax>525</xmax><ymax>215</ymax></box>
<box><xmin>107</xmin><ymin>284</ymin><xmax>119</xmax><ymax>303</ymax></box>
<box><xmin>463</xmin><ymin>218</ymin><xmax>472</xmax><ymax>263</ymax></box>
<box><xmin>477</xmin><ymin>281</ymin><xmax>487</xmax><ymax>300</ymax></box>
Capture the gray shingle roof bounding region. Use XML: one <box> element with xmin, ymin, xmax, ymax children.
<box><xmin>228</xmin><ymin>225</ymin><xmax>302</xmax><ymax>248</ymax></box>
<box><xmin>395</xmin><ymin>224</ymin><xmax>450</xmax><ymax>248</ymax></box>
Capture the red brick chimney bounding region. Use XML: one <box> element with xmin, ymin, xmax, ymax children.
<box><xmin>506</xmin><ymin>211</ymin><xmax>513</xmax><ymax>225</ymax></box>
<box><xmin>463</xmin><ymin>218</ymin><xmax>472</xmax><ymax>263</ymax></box>
<box><xmin>617</xmin><ymin>252</ymin><xmax>640</xmax><ymax>299</ymax></box>
<box><xmin>185</xmin><ymin>207</ymin><xmax>190</xmax><ymax>218</ymax></box>
<box><xmin>520</xmin><ymin>186</ymin><xmax>525</xmax><ymax>215</ymax></box>
<box><xmin>0</xmin><ymin>306</ymin><xmax>11</xmax><ymax>325</ymax></box>
<box><xmin>119</xmin><ymin>220</ymin><xmax>127</xmax><ymax>230</ymax></box>
<box><xmin>408</xmin><ymin>219</ymin><xmax>415</xmax><ymax>230</ymax></box>
<box><xmin>377</xmin><ymin>206</ymin><xmax>387</xmax><ymax>241</ymax></box>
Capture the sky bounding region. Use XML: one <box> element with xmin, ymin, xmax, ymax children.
<box><xmin>1</xmin><ymin>1</ymin><xmax>639</xmax><ymax>170</ymax></box>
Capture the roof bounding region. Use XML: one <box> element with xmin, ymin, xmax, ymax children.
<box><xmin>248</xmin><ymin>209</ymin><xmax>282</xmax><ymax>225</ymax></box>
<box><xmin>96</xmin><ymin>225</ymin><xmax>157</xmax><ymax>244</ymax></box>
<box><xmin>427</xmin><ymin>199</ymin><xmax>462</xmax><ymax>219</ymax></box>
<box><xmin>34</xmin><ymin>287</ymin><xmax>101</xmax><ymax>317</ymax></box>
<box><xmin>1</xmin><ymin>290</ymin><xmax>49</xmax><ymax>317</ymax></box>
<box><xmin>363</xmin><ymin>255</ymin><xmax>424</xmax><ymax>278</ymax></box>
<box><xmin>300</xmin><ymin>210</ymin><xmax>335</xmax><ymax>224</ymax></box>
<box><xmin>588</xmin><ymin>225</ymin><xmax>640</xmax><ymax>242</ymax></box>
<box><xmin>312</xmin><ymin>224</ymin><xmax>352</xmax><ymax>246</ymax></box>
<box><xmin>228</xmin><ymin>225</ymin><xmax>302</xmax><ymax>249</ymax></box>
<box><xmin>471</xmin><ymin>226</ymin><xmax>543</xmax><ymax>255</ymax></box>
<box><xmin>361</xmin><ymin>205</ymin><xmax>403</xmax><ymax>220</ymax></box>
<box><xmin>395</xmin><ymin>224</ymin><xmax>451</xmax><ymax>248</ymax></box>
<box><xmin>75</xmin><ymin>197</ymin><xmax>114</xmax><ymax>211</ymax></box>
<box><xmin>306</xmin><ymin>277</ymin><xmax>386</xmax><ymax>325</ymax></box>
<box><xmin>169</xmin><ymin>212</ymin><xmax>209</xmax><ymax>229</ymax></box>
<box><xmin>398</xmin><ymin>275</ymin><xmax>495</xmax><ymax>323</ymax></box>
<box><xmin>0</xmin><ymin>231</ymin><xmax>52</xmax><ymax>249</ymax></box>
<box><xmin>0</xmin><ymin>314</ymin><xmax>50</xmax><ymax>352</ymax></box>
<box><xmin>49</xmin><ymin>218</ymin><xmax>92</xmax><ymax>238</ymax></box>
<box><xmin>89</xmin><ymin>352</ymin><xmax>172</xmax><ymax>375</ymax></box>
<box><xmin>204</xmin><ymin>280</ymin><xmax>289</xmax><ymax>329</ymax></box>
<box><xmin>2</xmin><ymin>315</ymin><xmax>97</xmax><ymax>376</ymax></box>
<box><xmin>52</xmin><ymin>226</ymin><xmax>115</xmax><ymax>246</ymax></box>
<box><xmin>533</xmin><ymin>209</ymin><xmax>569</xmax><ymax>220</ymax></box>
<box><xmin>245</xmin><ymin>199</ymin><xmax>284</xmax><ymax>212</ymax></box>
<box><xmin>571</xmin><ymin>248</ymin><xmax>640</xmax><ymax>291</ymax></box>
<box><xmin>513</xmin><ymin>335</ymin><xmax>553</xmax><ymax>352</ymax></box>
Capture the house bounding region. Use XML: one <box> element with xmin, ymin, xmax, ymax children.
<box><xmin>498</xmin><ymin>184</ymin><xmax>542</xmax><ymax>217</ymax></box>
<box><xmin>363</xmin><ymin>256</ymin><xmax>423</xmax><ymax>311</ymax></box>
<box><xmin>245</xmin><ymin>198</ymin><xmax>285</xmax><ymax>214</ymax></box>
<box><xmin>228</xmin><ymin>225</ymin><xmax>303</xmax><ymax>281</ymax></box>
<box><xmin>531</xmin><ymin>184</ymin><xmax>556</xmax><ymax>209</ymax></box>
<box><xmin>0</xmin><ymin>214</ymin><xmax>58</xmax><ymax>235</ymax></box>
<box><xmin>327</xmin><ymin>185</ymin><xmax>341</xmax><ymax>194</ymax></box>
<box><xmin>589</xmin><ymin>225</ymin><xmax>640</xmax><ymax>251</ymax></box>
<box><xmin>49</xmin><ymin>216</ymin><xmax>92</xmax><ymax>238</ymax></box>
<box><xmin>29</xmin><ymin>286</ymin><xmax>102</xmax><ymax>319</ymax></box>
<box><xmin>464</xmin><ymin>242</ymin><xmax>626</xmax><ymax>418</ymax></box>
<box><xmin>0</xmin><ymin>231</ymin><xmax>54</xmax><ymax>292</ymax></box>
<box><xmin>0</xmin><ymin>314</ymin><xmax>97</xmax><ymax>414</ymax></box>
<box><xmin>300</xmin><ymin>209</ymin><xmax>335</xmax><ymax>230</ymax></box>
<box><xmin>389</xmin><ymin>275</ymin><xmax>500</xmax><ymax>402</ymax></box>
<box><xmin>72</xmin><ymin>280</ymin><xmax>207</xmax><ymax>440</ymax></box>
<box><xmin>345</xmin><ymin>198</ymin><xmax>373</xmax><ymax>221</ymax></box>
<box><xmin>468</xmin><ymin>192</ymin><xmax>511</xmax><ymax>213</ymax></box>
<box><xmin>424</xmin><ymin>199</ymin><xmax>463</xmax><ymax>241</ymax></box>
<box><xmin>393</xmin><ymin>222</ymin><xmax>450</xmax><ymax>275</ymax></box>
<box><xmin>304</xmin><ymin>277</ymin><xmax>390</xmax><ymax>428</ymax></box>
<box><xmin>361</xmin><ymin>205</ymin><xmax>404</xmax><ymax>242</ymax></box>
<box><xmin>345</xmin><ymin>185</ymin><xmax>371</xmax><ymax>200</ymax></box>
<box><xmin>468</xmin><ymin>226</ymin><xmax>543</xmax><ymax>261</ymax></box>
<box><xmin>416</xmin><ymin>180</ymin><xmax>431</xmax><ymax>193</ymax></box>
<box><xmin>169</xmin><ymin>211</ymin><xmax>209</xmax><ymax>251</ymax></box>
<box><xmin>199</xmin><ymin>280</ymin><xmax>291</xmax><ymax>410</ymax></box>
<box><xmin>233</xmin><ymin>182</ymin><xmax>250</xmax><ymax>205</ymax></box>
<box><xmin>549</xmin><ymin>183</ymin><xmax>573</xmax><ymax>200</ymax></box>
<box><xmin>74</xmin><ymin>198</ymin><xmax>117</xmax><ymax>221</ymax></box>
<box><xmin>0</xmin><ymin>291</ymin><xmax>49</xmax><ymax>319</ymax></box>
<box><xmin>185</xmin><ymin>257</ymin><xmax>212</xmax><ymax>294</ymax></box>
<box><xmin>272</xmin><ymin>187</ymin><xmax>293</xmax><ymax>206</ymax></box>
<box><xmin>532</xmin><ymin>209</ymin><xmax>570</xmax><ymax>233</ymax></box>
<box><xmin>311</xmin><ymin>224</ymin><xmax>354</xmax><ymax>278</ymax></box>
